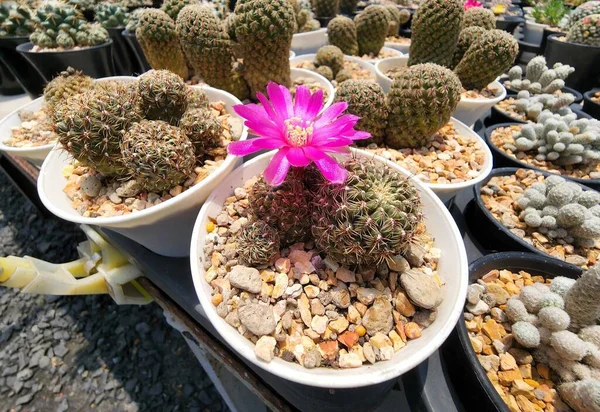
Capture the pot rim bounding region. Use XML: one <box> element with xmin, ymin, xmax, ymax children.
<box><xmin>16</xmin><ymin>39</ymin><xmax>113</xmax><ymax>55</ymax></box>
<box><xmin>547</xmin><ymin>32</ymin><xmax>600</xmax><ymax>50</ymax></box>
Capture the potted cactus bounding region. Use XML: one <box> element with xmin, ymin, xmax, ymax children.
<box><xmin>120</xmin><ymin>8</ymin><xmax>151</xmax><ymax>73</ymax></box>
<box><xmin>0</xmin><ymin>3</ymin><xmax>45</xmax><ymax>97</ymax></box>
<box><xmin>16</xmin><ymin>2</ymin><xmax>115</xmax><ymax>82</ymax></box>
<box><xmin>290</xmin><ymin>0</ymin><xmax>327</xmax><ymax>55</ymax></box>
<box><xmin>95</xmin><ymin>3</ymin><xmax>139</xmax><ymax>75</ymax></box>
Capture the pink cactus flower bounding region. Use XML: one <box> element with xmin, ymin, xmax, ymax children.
<box><xmin>464</xmin><ymin>0</ymin><xmax>482</xmax><ymax>9</ymax></box>
<box><xmin>228</xmin><ymin>82</ymin><xmax>369</xmax><ymax>186</ymax></box>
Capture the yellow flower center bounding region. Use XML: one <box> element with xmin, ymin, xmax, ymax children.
<box><xmin>284</xmin><ymin>117</ymin><xmax>313</xmax><ymax>147</ymax></box>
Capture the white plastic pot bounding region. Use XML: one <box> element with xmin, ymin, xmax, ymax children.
<box><xmin>289</xmin><ymin>50</ymin><xmax>296</xmax><ymax>60</ymax></box>
<box><xmin>384</xmin><ymin>40</ymin><xmax>410</xmax><ymax>54</ymax></box>
<box><xmin>374</xmin><ymin>55</ymin><xmax>409</xmax><ymax>93</ymax></box>
<box><xmin>367</xmin><ymin>47</ymin><xmax>402</xmax><ymax>64</ymax></box>
<box><xmin>0</xmin><ymin>76</ymin><xmax>135</xmax><ymax>166</ymax></box>
<box><xmin>290</xmin><ymin>67</ymin><xmax>335</xmax><ymax>112</ymax></box>
<box><xmin>38</xmin><ymin>86</ymin><xmax>248</xmax><ymax>258</ymax></box>
<box><xmin>290</xmin><ymin>53</ymin><xmax>377</xmax><ymax>82</ymax></box>
<box><xmin>453</xmin><ymin>81</ymin><xmax>507</xmax><ymax>128</ymax></box>
<box><xmin>292</xmin><ymin>28</ymin><xmax>328</xmax><ymax>55</ymax></box>
<box><xmin>190</xmin><ymin>149</ymin><xmax>468</xmax><ymax>388</ymax></box>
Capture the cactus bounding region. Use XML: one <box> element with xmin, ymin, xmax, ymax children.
<box><xmin>462</xmin><ymin>7</ymin><xmax>496</xmax><ymax>30</ymax></box>
<box><xmin>125</xmin><ymin>8</ymin><xmax>144</xmax><ymax>33</ymax></box>
<box><xmin>327</xmin><ymin>15</ymin><xmax>359</xmax><ymax>55</ymax></box>
<box><xmin>30</xmin><ymin>3</ymin><xmax>109</xmax><ymax>49</ymax></box>
<box><xmin>451</xmin><ymin>26</ymin><xmax>485</xmax><ymax>69</ymax></box>
<box><xmin>229</xmin><ymin>0</ymin><xmax>297</xmax><ymax>97</ymax></box>
<box><xmin>385</xmin><ymin>63</ymin><xmax>462</xmax><ymax>149</ymax></box>
<box><xmin>512</xmin><ymin>321</ymin><xmax>541</xmax><ymax>348</ymax></box>
<box><xmin>563</xmin><ymin>1</ymin><xmax>600</xmax><ymax>30</ymax></box>
<box><xmin>565</xmin><ymin>264</ymin><xmax>600</xmax><ymax>329</ymax></box>
<box><xmin>176</xmin><ymin>5</ymin><xmax>249</xmax><ymax>100</ymax></box>
<box><xmin>315</xmin><ymin>45</ymin><xmax>344</xmax><ymax>76</ymax></box>
<box><xmin>186</xmin><ymin>87</ymin><xmax>210</xmax><ymax>110</ymax></box>
<box><xmin>355</xmin><ymin>5</ymin><xmax>389</xmax><ymax>56</ymax></box>
<box><xmin>136</xmin><ymin>8</ymin><xmax>188</xmax><ymax>79</ymax></box>
<box><xmin>236</xmin><ymin>220</ymin><xmax>281</xmax><ymax>265</ymax></box>
<box><xmin>136</xmin><ymin>70</ymin><xmax>188</xmax><ymax>126</ymax></box>
<box><xmin>530</xmin><ymin>0</ymin><xmax>570</xmax><ymax>26</ymax></box>
<box><xmin>408</xmin><ymin>0</ymin><xmax>464</xmax><ymax>67</ymax></box>
<box><xmin>333</xmin><ymin>80</ymin><xmax>389</xmax><ymax>146</ymax></box>
<box><xmin>121</xmin><ymin>120</ymin><xmax>196</xmax><ymax>192</ymax></box>
<box><xmin>382</xmin><ymin>4</ymin><xmax>410</xmax><ymax>36</ymax></box>
<box><xmin>567</xmin><ymin>14</ymin><xmax>600</xmax><ymax>46</ymax></box>
<box><xmin>43</xmin><ymin>67</ymin><xmax>94</xmax><ymax>113</ymax></box>
<box><xmin>161</xmin><ymin>0</ymin><xmax>197</xmax><ymax>20</ymax></box>
<box><xmin>179</xmin><ymin>108</ymin><xmax>223</xmax><ymax>159</ymax></box>
<box><xmin>510</xmin><ymin>90</ymin><xmax>578</xmax><ymax>121</ymax></box>
<box><xmin>340</xmin><ymin>0</ymin><xmax>358</xmax><ymax>15</ymax></box>
<box><xmin>505</xmin><ymin>57</ymin><xmax>574</xmax><ymax>95</ymax></box>
<box><xmin>311</xmin><ymin>0</ymin><xmax>340</xmax><ymax>18</ymax></box>
<box><xmin>335</xmin><ymin>69</ymin><xmax>352</xmax><ymax>83</ymax></box>
<box><xmin>94</xmin><ymin>3</ymin><xmax>129</xmax><ymax>28</ymax></box>
<box><xmin>315</xmin><ymin>65</ymin><xmax>333</xmax><ymax>80</ymax></box>
<box><xmin>560</xmin><ymin>380</ymin><xmax>600</xmax><ymax>412</ymax></box>
<box><xmin>248</xmin><ymin>171</ymin><xmax>312</xmax><ymax>245</ymax></box>
<box><xmin>453</xmin><ymin>29</ymin><xmax>518</xmax><ymax>90</ymax></box>
<box><xmin>0</xmin><ymin>4</ymin><xmax>35</xmax><ymax>37</ymax></box>
<box><xmin>310</xmin><ymin>157</ymin><xmax>422</xmax><ymax>266</ymax></box>
<box><xmin>54</xmin><ymin>83</ymin><xmax>142</xmax><ymax>177</ymax></box>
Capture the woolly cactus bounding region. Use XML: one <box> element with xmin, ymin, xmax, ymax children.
<box><xmin>565</xmin><ymin>264</ymin><xmax>600</xmax><ymax>330</ymax></box>
<box><xmin>385</xmin><ymin>63</ymin><xmax>462</xmax><ymax>149</ymax></box>
<box><xmin>463</xmin><ymin>7</ymin><xmax>496</xmax><ymax>30</ymax></box>
<box><xmin>551</xmin><ymin>330</ymin><xmax>590</xmax><ymax>361</ymax></box>
<box><xmin>176</xmin><ymin>5</ymin><xmax>249</xmax><ymax>100</ymax></box>
<box><xmin>315</xmin><ymin>45</ymin><xmax>344</xmax><ymax>76</ymax></box>
<box><xmin>355</xmin><ymin>5</ymin><xmax>389</xmax><ymax>56</ymax></box>
<box><xmin>136</xmin><ymin>9</ymin><xmax>188</xmax><ymax>79</ymax></box>
<box><xmin>560</xmin><ymin>380</ymin><xmax>600</xmax><ymax>412</ymax></box>
<box><xmin>567</xmin><ymin>14</ymin><xmax>600</xmax><ymax>46</ymax></box>
<box><xmin>236</xmin><ymin>220</ymin><xmax>281</xmax><ymax>265</ymax></box>
<box><xmin>327</xmin><ymin>16</ymin><xmax>359</xmax><ymax>56</ymax></box>
<box><xmin>333</xmin><ymin>80</ymin><xmax>389</xmax><ymax>145</ymax></box>
<box><xmin>511</xmin><ymin>90</ymin><xmax>578</xmax><ymax>122</ymax></box>
<box><xmin>408</xmin><ymin>0</ymin><xmax>464</xmax><ymax>67</ymax></box>
<box><xmin>310</xmin><ymin>157</ymin><xmax>422</xmax><ymax>266</ymax></box>
<box><xmin>229</xmin><ymin>0</ymin><xmax>297</xmax><ymax>96</ymax></box>
<box><xmin>137</xmin><ymin>70</ymin><xmax>188</xmax><ymax>125</ymax></box>
<box><xmin>95</xmin><ymin>3</ymin><xmax>129</xmax><ymax>28</ymax></box>
<box><xmin>121</xmin><ymin>120</ymin><xmax>196</xmax><ymax>192</ymax></box>
<box><xmin>551</xmin><ymin>276</ymin><xmax>577</xmax><ymax>297</ymax></box>
<box><xmin>505</xmin><ymin>56</ymin><xmax>574</xmax><ymax>95</ymax></box>
<box><xmin>311</xmin><ymin>0</ymin><xmax>339</xmax><ymax>18</ymax></box>
<box><xmin>513</xmin><ymin>321</ymin><xmax>541</xmax><ymax>348</ymax></box>
<box><xmin>539</xmin><ymin>306</ymin><xmax>571</xmax><ymax>330</ymax></box>
<box><xmin>179</xmin><ymin>108</ymin><xmax>223</xmax><ymax>159</ymax></box>
<box><xmin>453</xmin><ymin>29</ymin><xmax>518</xmax><ymax>90</ymax></box>
<box><xmin>0</xmin><ymin>4</ymin><xmax>35</xmax><ymax>37</ymax></box>
<box><xmin>43</xmin><ymin>67</ymin><xmax>94</xmax><ymax>113</ymax></box>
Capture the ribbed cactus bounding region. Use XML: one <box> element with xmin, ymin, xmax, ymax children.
<box><xmin>236</xmin><ymin>220</ymin><xmax>281</xmax><ymax>266</ymax></box>
<box><xmin>310</xmin><ymin>157</ymin><xmax>422</xmax><ymax>266</ymax></box>
<box><xmin>408</xmin><ymin>0</ymin><xmax>463</xmax><ymax>67</ymax></box>
<box><xmin>462</xmin><ymin>7</ymin><xmax>496</xmax><ymax>30</ymax></box>
<box><xmin>94</xmin><ymin>3</ymin><xmax>129</xmax><ymax>28</ymax></box>
<box><xmin>176</xmin><ymin>5</ymin><xmax>249</xmax><ymax>100</ymax></box>
<box><xmin>334</xmin><ymin>80</ymin><xmax>388</xmax><ymax>146</ymax></box>
<box><xmin>0</xmin><ymin>4</ymin><xmax>35</xmax><ymax>37</ymax></box>
<box><xmin>136</xmin><ymin>9</ymin><xmax>188</xmax><ymax>79</ymax></box>
<box><xmin>565</xmin><ymin>264</ymin><xmax>600</xmax><ymax>329</ymax></box>
<box><xmin>567</xmin><ymin>14</ymin><xmax>600</xmax><ymax>46</ymax></box>
<box><xmin>355</xmin><ymin>5</ymin><xmax>389</xmax><ymax>56</ymax></box>
<box><xmin>385</xmin><ymin>63</ymin><xmax>462</xmax><ymax>149</ymax></box>
<box><xmin>179</xmin><ymin>108</ymin><xmax>223</xmax><ymax>159</ymax></box>
<box><xmin>43</xmin><ymin>67</ymin><xmax>94</xmax><ymax>114</ymax></box>
<box><xmin>327</xmin><ymin>15</ymin><xmax>358</xmax><ymax>55</ymax></box>
<box><xmin>311</xmin><ymin>0</ymin><xmax>340</xmax><ymax>18</ymax></box>
<box><xmin>454</xmin><ymin>29</ymin><xmax>518</xmax><ymax>90</ymax></box>
<box><xmin>452</xmin><ymin>26</ymin><xmax>485</xmax><ymax>69</ymax></box>
<box><xmin>137</xmin><ymin>70</ymin><xmax>188</xmax><ymax>125</ymax></box>
<box><xmin>229</xmin><ymin>0</ymin><xmax>297</xmax><ymax>97</ymax></box>
<box><xmin>560</xmin><ymin>380</ymin><xmax>600</xmax><ymax>412</ymax></box>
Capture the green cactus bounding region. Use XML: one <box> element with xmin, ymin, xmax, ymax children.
<box><xmin>454</xmin><ymin>29</ymin><xmax>518</xmax><ymax>90</ymax></box>
<box><xmin>355</xmin><ymin>5</ymin><xmax>389</xmax><ymax>56</ymax></box>
<box><xmin>340</xmin><ymin>0</ymin><xmax>358</xmax><ymax>15</ymax></box>
<box><xmin>236</xmin><ymin>220</ymin><xmax>281</xmax><ymax>266</ymax></box>
<box><xmin>385</xmin><ymin>63</ymin><xmax>462</xmax><ymax>149</ymax></box>
<box><xmin>125</xmin><ymin>8</ymin><xmax>144</xmax><ymax>33</ymax></box>
<box><xmin>43</xmin><ymin>67</ymin><xmax>94</xmax><ymax>114</ymax></box>
<box><xmin>382</xmin><ymin>4</ymin><xmax>409</xmax><ymax>36</ymax></box>
<box><xmin>335</xmin><ymin>69</ymin><xmax>352</xmax><ymax>83</ymax></box>
<box><xmin>327</xmin><ymin>15</ymin><xmax>359</xmax><ymax>55</ymax></box>
<box><xmin>310</xmin><ymin>157</ymin><xmax>422</xmax><ymax>266</ymax></box>
<box><xmin>462</xmin><ymin>7</ymin><xmax>496</xmax><ymax>30</ymax></box>
<box><xmin>186</xmin><ymin>87</ymin><xmax>210</xmax><ymax>110</ymax></box>
<box><xmin>179</xmin><ymin>108</ymin><xmax>223</xmax><ymax>159</ymax></box>
<box><xmin>136</xmin><ymin>70</ymin><xmax>188</xmax><ymax>125</ymax></box>
<box><xmin>311</xmin><ymin>0</ymin><xmax>340</xmax><ymax>18</ymax></box>
<box><xmin>54</xmin><ymin>83</ymin><xmax>142</xmax><ymax>177</ymax></box>
<box><xmin>315</xmin><ymin>65</ymin><xmax>334</xmax><ymax>80</ymax></box>
<box><xmin>161</xmin><ymin>0</ymin><xmax>197</xmax><ymax>20</ymax></box>
<box><xmin>94</xmin><ymin>3</ymin><xmax>129</xmax><ymax>28</ymax></box>
<box><xmin>452</xmin><ymin>26</ymin><xmax>486</xmax><ymax>68</ymax></box>
<box><xmin>408</xmin><ymin>0</ymin><xmax>464</xmax><ymax>67</ymax></box>
<box><xmin>136</xmin><ymin>8</ymin><xmax>188</xmax><ymax>79</ymax></box>
<box><xmin>0</xmin><ymin>4</ymin><xmax>35</xmax><ymax>37</ymax></box>
<box><xmin>563</xmin><ymin>1</ymin><xmax>600</xmax><ymax>30</ymax></box>
<box><xmin>176</xmin><ymin>5</ymin><xmax>249</xmax><ymax>100</ymax></box>
<box><xmin>229</xmin><ymin>0</ymin><xmax>297</xmax><ymax>97</ymax></box>
<box><xmin>567</xmin><ymin>14</ymin><xmax>600</xmax><ymax>46</ymax></box>
<box><xmin>315</xmin><ymin>45</ymin><xmax>344</xmax><ymax>76</ymax></box>
<box><xmin>121</xmin><ymin>120</ymin><xmax>196</xmax><ymax>192</ymax></box>
<box><xmin>333</xmin><ymin>80</ymin><xmax>389</xmax><ymax>146</ymax></box>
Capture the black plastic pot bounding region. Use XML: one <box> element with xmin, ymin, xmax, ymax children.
<box><xmin>0</xmin><ymin>36</ymin><xmax>46</xmax><ymax>98</ymax></box>
<box><xmin>441</xmin><ymin>252</ymin><xmax>581</xmax><ymax>412</ymax></box>
<box><xmin>486</xmin><ymin>97</ymin><xmax>590</xmax><ymax>127</ymax></box>
<box><xmin>316</xmin><ymin>16</ymin><xmax>334</xmax><ymax>27</ymax></box>
<box><xmin>470</xmin><ymin>167</ymin><xmax>598</xmax><ymax>256</ymax></box>
<box><xmin>495</xmin><ymin>16</ymin><xmax>525</xmax><ymax>34</ymax></box>
<box><xmin>0</xmin><ymin>58</ymin><xmax>23</xmax><ymax>95</ymax></box>
<box><xmin>106</xmin><ymin>27</ymin><xmax>139</xmax><ymax>75</ymax></box>
<box><xmin>540</xmin><ymin>27</ymin><xmax>565</xmax><ymax>52</ymax></box>
<box><xmin>583</xmin><ymin>90</ymin><xmax>600</xmax><ymax>119</ymax></box>
<box><xmin>16</xmin><ymin>40</ymin><xmax>116</xmax><ymax>82</ymax></box>
<box><xmin>545</xmin><ymin>33</ymin><xmax>600</xmax><ymax>93</ymax></box>
<box><xmin>121</xmin><ymin>30</ymin><xmax>151</xmax><ymax>74</ymax></box>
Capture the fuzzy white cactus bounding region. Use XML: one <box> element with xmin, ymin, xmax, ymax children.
<box><xmin>506</xmin><ymin>56</ymin><xmax>574</xmax><ymax>95</ymax></box>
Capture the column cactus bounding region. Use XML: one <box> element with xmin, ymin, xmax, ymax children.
<box><xmin>355</xmin><ymin>5</ymin><xmax>389</xmax><ymax>56</ymax></box>
<box><xmin>452</xmin><ymin>26</ymin><xmax>485</xmax><ymax>68</ymax></box>
<box><xmin>176</xmin><ymin>5</ymin><xmax>249</xmax><ymax>100</ymax></box>
<box><xmin>462</xmin><ymin>7</ymin><xmax>496</xmax><ymax>30</ymax></box>
<box><xmin>311</xmin><ymin>0</ymin><xmax>340</xmax><ymax>18</ymax></box>
<box><xmin>136</xmin><ymin>8</ymin><xmax>188</xmax><ymax>79</ymax></box>
<box><xmin>408</xmin><ymin>0</ymin><xmax>464</xmax><ymax>67</ymax></box>
<box><xmin>327</xmin><ymin>15</ymin><xmax>358</xmax><ymax>55</ymax></box>
<box><xmin>564</xmin><ymin>264</ymin><xmax>600</xmax><ymax>330</ymax></box>
<box><xmin>229</xmin><ymin>0</ymin><xmax>297</xmax><ymax>97</ymax></box>
<box><xmin>385</xmin><ymin>63</ymin><xmax>462</xmax><ymax>149</ymax></box>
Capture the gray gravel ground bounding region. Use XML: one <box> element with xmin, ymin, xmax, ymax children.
<box><xmin>0</xmin><ymin>170</ymin><xmax>228</xmax><ymax>411</ymax></box>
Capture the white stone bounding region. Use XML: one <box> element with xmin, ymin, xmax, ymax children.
<box><xmin>311</xmin><ymin>315</ymin><xmax>328</xmax><ymax>334</ymax></box>
<box><xmin>254</xmin><ymin>336</ymin><xmax>276</xmax><ymax>362</ymax></box>
<box><xmin>339</xmin><ymin>353</ymin><xmax>362</xmax><ymax>368</ymax></box>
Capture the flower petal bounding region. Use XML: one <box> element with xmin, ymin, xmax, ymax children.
<box><xmin>311</xmin><ymin>114</ymin><xmax>360</xmax><ymax>143</ymax></box>
<box><xmin>304</xmin><ymin>89</ymin><xmax>324</xmax><ymax>119</ymax></box>
<box><xmin>244</xmin><ymin>119</ymin><xmax>284</xmax><ymax>140</ymax></box>
<box><xmin>228</xmin><ymin>137</ymin><xmax>286</xmax><ymax>156</ymax></box>
<box><xmin>286</xmin><ymin>146</ymin><xmax>311</xmax><ymax>167</ymax></box>
<box><xmin>293</xmin><ymin>86</ymin><xmax>311</xmax><ymax>118</ymax></box>
<box><xmin>341</xmin><ymin>130</ymin><xmax>371</xmax><ymax>141</ymax></box>
<box><xmin>267</xmin><ymin>82</ymin><xmax>293</xmax><ymax>119</ymax></box>
<box><xmin>264</xmin><ymin>148</ymin><xmax>291</xmax><ymax>186</ymax></box>
<box><xmin>314</xmin><ymin>101</ymin><xmax>348</xmax><ymax>128</ymax></box>
<box><xmin>233</xmin><ymin>103</ymin><xmax>268</xmax><ymax>121</ymax></box>
<box><xmin>256</xmin><ymin>92</ymin><xmax>284</xmax><ymax>128</ymax></box>
<box><xmin>303</xmin><ymin>147</ymin><xmax>348</xmax><ymax>184</ymax></box>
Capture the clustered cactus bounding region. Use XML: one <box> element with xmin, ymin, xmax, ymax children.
<box><xmin>29</xmin><ymin>2</ymin><xmax>109</xmax><ymax>49</ymax></box>
<box><xmin>504</xmin><ymin>56</ymin><xmax>575</xmax><ymax>95</ymax></box>
<box><xmin>511</xmin><ymin>113</ymin><xmax>600</xmax><ymax>166</ymax></box>
<box><xmin>529</xmin><ymin>0</ymin><xmax>570</xmax><ymax>26</ymax></box>
<box><xmin>43</xmin><ymin>67</ymin><xmax>94</xmax><ymax>114</ymax></box>
<box><xmin>563</xmin><ymin>1</ymin><xmax>600</xmax><ymax>31</ymax></box>
<box><xmin>94</xmin><ymin>3</ymin><xmax>129</xmax><ymax>28</ymax></box>
<box><xmin>567</xmin><ymin>14</ymin><xmax>600</xmax><ymax>46</ymax></box>
<box><xmin>52</xmin><ymin>70</ymin><xmax>223</xmax><ymax>193</ymax></box>
<box><xmin>314</xmin><ymin>45</ymin><xmax>344</xmax><ymax>79</ymax></box>
<box><xmin>516</xmin><ymin>175</ymin><xmax>600</xmax><ymax>247</ymax></box>
<box><xmin>510</xmin><ymin>90</ymin><xmax>577</xmax><ymax>121</ymax></box>
<box><xmin>499</xmin><ymin>264</ymin><xmax>600</xmax><ymax>411</ymax></box>
<box><xmin>0</xmin><ymin>3</ymin><xmax>35</xmax><ymax>37</ymax></box>
<box><xmin>289</xmin><ymin>0</ymin><xmax>320</xmax><ymax>33</ymax></box>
